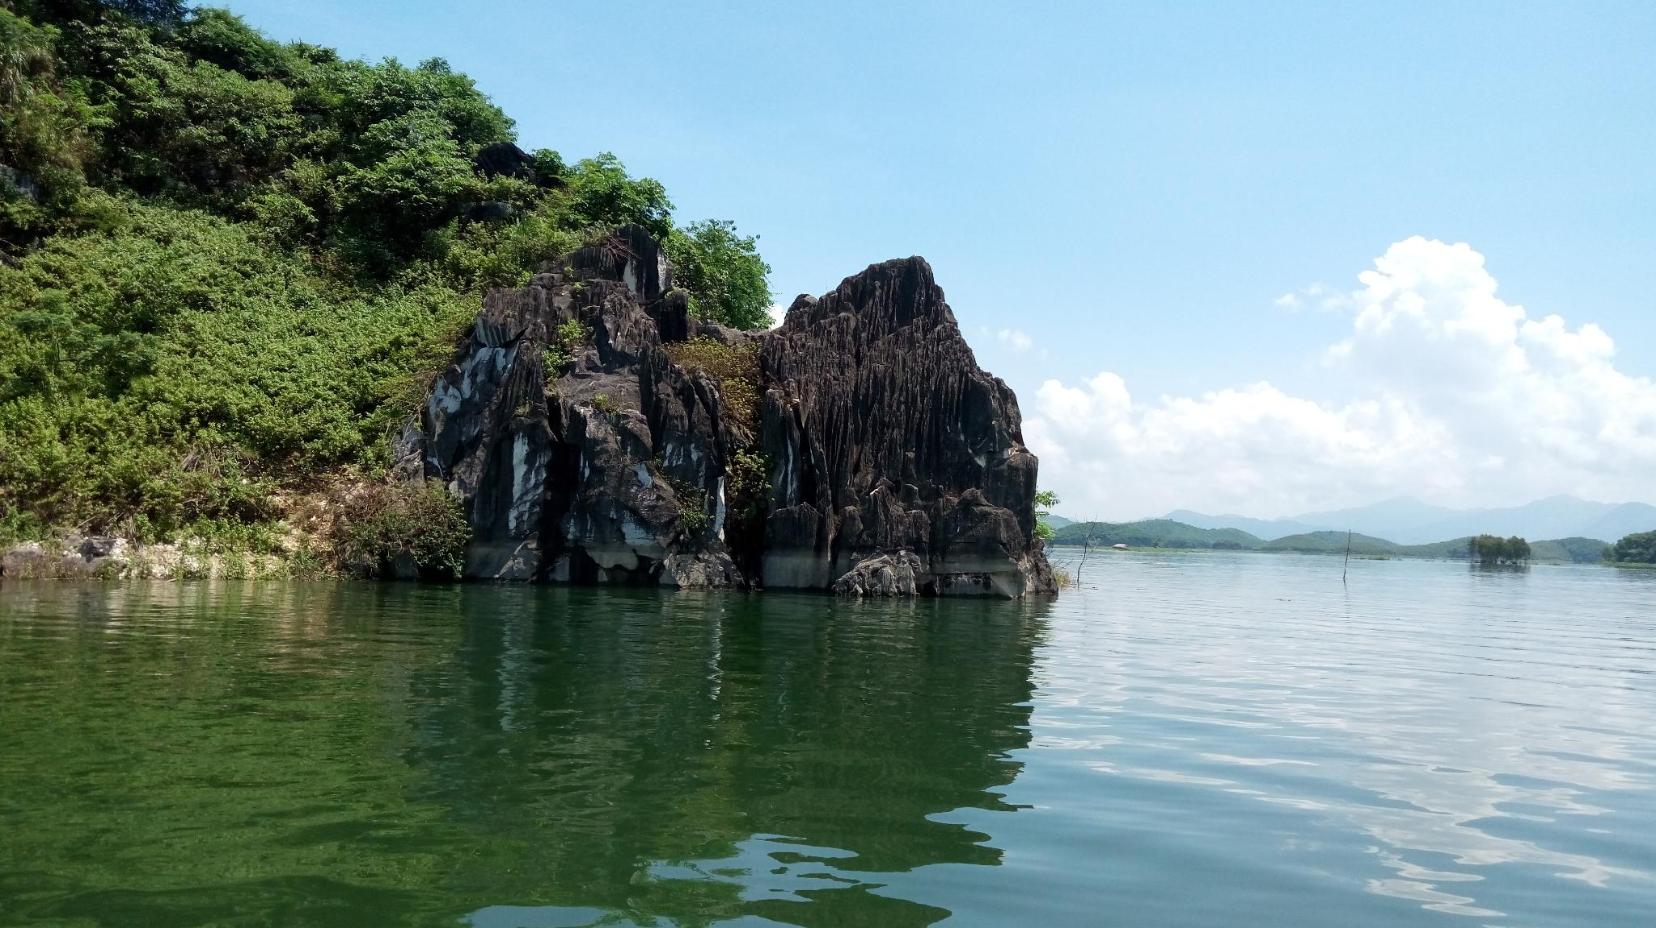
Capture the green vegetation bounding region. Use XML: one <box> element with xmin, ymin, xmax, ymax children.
<box><xmin>1262</xmin><ymin>531</ymin><xmax>1399</xmax><ymax>556</ymax></box>
<box><xmin>0</xmin><ymin>2</ymin><xmax>771</xmax><ymax>549</ymax></box>
<box><xmin>1049</xmin><ymin>519</ymin><xmax>1616</xmax><ymax>567</ymax></box>
<box><xmin>1609</xmin><ymin>530</ymin><xmax>1656</xmax><ymax>565</ymax></box>
<box><xmin>542</xmin><ymin>318</ymin><xmax>588</xmax><ymax>374</ymax></box>
<box><xmin>1051</xmin><ymin>518</ymin><xmax>1259</xmax><ymax>549</ymax></box>
<box><xmin>1034</xmin><ymin>490</ymin><xmax>1060</xmax><ymax>541</ymax></box>
<box><xmin>1470</xmin><ymin>534</ymin><xmax>1530</xmax><ymax>566</ymax></box>
<box><xmin>332</xmin><ymin>483</ymin><xmax>470</xmax><ymax>579</ymax></box>
<box><xmin>663</xmin><ymin>337</ymin><xmax>761</xmax><ymax>431</ymax></box>
<box><xmin>665</xmin><ymin>220</ymin><xmax>772</xmax><ymax>330</ymax></box>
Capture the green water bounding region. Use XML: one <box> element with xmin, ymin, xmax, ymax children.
<box><xmin>2</xmin><ymin>553</ymin><xmax>1654</xmax><ymax>926</ymax></box>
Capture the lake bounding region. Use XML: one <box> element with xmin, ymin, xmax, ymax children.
<box><xmin>2</xmin><ymin>552</ymin><xmax>1654</xmax><ymax>927</ymax></box>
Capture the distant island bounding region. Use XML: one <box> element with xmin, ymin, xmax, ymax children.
<box><xmin>1047</xmin><ymin>519</ymin><xmax>1626</xmax><ymax>566</ymax></box>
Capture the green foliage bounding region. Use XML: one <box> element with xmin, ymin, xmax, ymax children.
<box><xmin>541</xmin><ymin>318</ymin><xmax>588</xmax><ymax>373</ymax></box>
<box><xmin>1034</xmin><ymin>490</ymin><xmax>1060</xmax><ymax>541</ymax></box>
<box><xmin>1470</xmin><ymin>534</ymin><xmax>1530</xmax><ymax>566</ymax></box>
<box><xmin>665</xmin><ymin>219</ymin><xmax>772</xmax><ymax>329</ymax></box>
<box><xmin>660</xmin><ymin>473</ymin><xmax>711</xmax><ymax>539</ymax></box>
<box><xmin>333</xmin><ymin>483</ymin><xmax>470</xmax><ymax>579</ymax></box>
<box><xmin>0</xmin><ymin>11</ymin><xmax>102</xmax><ymax>243</ymax></box>
<box><xmin>0</xmin><ymin>198</ymin><xmax>475</xmax><ymax>535</ymax></box>
<box><xmin>590</xmin><ymin>393</ymin><xmax>618</xmax><ymax>416</ymax></box>
<box><xmin>1052</xmin><ymin>519</ymin><xmax>1263</xmax><ymax>549</ymax></box>
<box><xmin>1610</xmin><ymin>531</ymin><xmax>1656</xmax><ymax>565</ymax></box>
<box><xmin>559</xmin><ymin>152</ymin><xmax>672</xmax><ymax>240</ymax></box>
<box><xmin>664</xmin><ymin>337</ymin><xmax>761</xmax><ymax>430</ymax></box>
<box><xmin>0</xmin><ymin>3</ymin><xmax>771</xmax><ymax>548</ymax></box>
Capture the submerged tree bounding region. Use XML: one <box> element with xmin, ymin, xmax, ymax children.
<box><xmin>1470</xmin><ymin>534</ymin><xmax>1530</xmax><ymax>567</ymax></box>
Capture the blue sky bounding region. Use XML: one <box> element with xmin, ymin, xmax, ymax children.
<box><xmin>227</xmin><ymin>0</ymin><xmax>1656</xmax><ymax>518</ymax></box>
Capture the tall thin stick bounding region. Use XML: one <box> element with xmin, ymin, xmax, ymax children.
<box><xmin>1342</xmin><ymin>529</ymin><xmax>1352</xmax><ymax>585</ymax></box>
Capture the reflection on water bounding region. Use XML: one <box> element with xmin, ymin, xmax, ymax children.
<box><xmin>0</xmin><ymin>583</ymin><xmax>1044</xmax><ymax>927</ymax></box>
<box><xmin>1</xmin><ymin>554</ymin><xmax>1655</xmax><ymax>927</ymax></box>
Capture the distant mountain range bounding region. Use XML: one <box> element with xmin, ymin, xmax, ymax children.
<box><xmin>1158</xmin><ymin>495</ymin><xmax>1656</xmax><ymax>544</ymax></box>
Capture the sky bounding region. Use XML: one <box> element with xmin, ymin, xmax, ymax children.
<box><xmin>225</xmin><ymin>0</ymin><xmax>1656</xmax><ymax>519</ymax></box>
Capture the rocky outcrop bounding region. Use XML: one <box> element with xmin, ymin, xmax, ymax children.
<box><xmin>397</xmin><ymin>225</ymin><xmax>746</xmax><ymax>588</ymax></box>
<box><xmin>398</xmin><ymin>227</ymin><xmax>1056</xmax><ymax>597</ymax></box>
<box><xmin>759</xmin><ymin>257</ymin><xmax>1056</xmax><ymax>598</ymax></box>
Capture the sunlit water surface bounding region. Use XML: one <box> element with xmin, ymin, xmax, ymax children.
<box><xmin>2</xmin><ymin>552</ymin><xmax>1654</xmax><ymax>927</ymax></box>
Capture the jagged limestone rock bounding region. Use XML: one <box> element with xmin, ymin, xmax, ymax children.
<box><xmin>399</xmin><ymin>226</ymin><xmax>743</xmax><ymax>588</ymax></box>
<box><xmin>399</xmin><ymin>229</ymin><xmax>1056</xmax><ymax>597</ymax></box>
<box><xmin>759</xmin><ymin>258</ymin><xmax>1058</xmax><ymax>598</ymax></box>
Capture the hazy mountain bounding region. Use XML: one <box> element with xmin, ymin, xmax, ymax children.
<box><xmin>1167</xmin><ymin>495</ymin><xmax>1656</xmax><ymax>544</ymax></box>
<box><xmin>1044</xmin><ymin>515</ymin><xmax>1075</xmax><ymax>529</ymax></box>
<box><xmin>1292</xmin><ymin>497</ymin><xmax>1458</xmax><ymax>543</ymax></box>
<box><xmin>1580</xmin><ymin>503</ymin><xmax>1656</xmax><ymax>543</ymax></box>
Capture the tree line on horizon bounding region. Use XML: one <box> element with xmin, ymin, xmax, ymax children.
<box><xmin>1045</xmin><ymin>518</ymin><xmax>1656</xmax><ymax>566</ymax></box>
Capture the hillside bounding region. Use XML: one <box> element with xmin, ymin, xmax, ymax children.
<box><xmin>1050</xmin><ymin>520</ymin><xmax>1262</xmax><ymax>549</ymax></box>
<box><xmin>1261</xmin><ymin>532</ymin><xmax>1400</xmax><ymax>556</ymax></box>
<box><xmin>0</xmin><ymin>2</ymin><xmax>770</xmax><ymax>553</ymax></box>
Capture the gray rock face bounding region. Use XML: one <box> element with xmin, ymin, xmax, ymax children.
<box><xmin>398</xmin><ymin>225</ymin><xmax>743</xmax><ymax>588</ymax></box>
<box><xmin>759</xmin><ymin>258</ymin><xmax>1057</xmax><ymax>598</ymax></box>
<box><xmin>831</xmin><ymin>550</ymin><xmax>923</xmax><ymax>597</ymax></box>
<box><xmin>400</xmin><ymin>228</ymin><xmax>1055</xmax><ymax>597</ymax></box>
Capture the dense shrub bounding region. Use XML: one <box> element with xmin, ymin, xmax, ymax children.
<box><xmin>1610</xmin><ymin>531</ymin><xmax>1656</xmax><ymax>565</ymax></box>
<box><xmin>333</xmin><ymin>484</ymin><xmax>470</xmax><ymax>579</ymax></box>
<box><xmin>664</xmin><ymin>337</ymin><xmax>761</xmax><ymax>431</ymax></box>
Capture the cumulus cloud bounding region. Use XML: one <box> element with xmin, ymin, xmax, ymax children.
<box><xmin>1025</xmin><ymin>236</ymin><xmax>1656</xmax><ymax>518</ymax></box>
<box><xmin>765</xmin><ymin>303</ymin><xmax>787</xmax><ymax>329</ymax></box>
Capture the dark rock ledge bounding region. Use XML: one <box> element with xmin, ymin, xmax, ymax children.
<box><xmin>394</xmin><ymin>226</ymin><xmax>1057</xmax><ymax>598</ymax></box>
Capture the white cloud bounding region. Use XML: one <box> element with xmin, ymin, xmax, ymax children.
<box><xmin>1026</xmin><ymin>236</ymin><xmax>1656</xmax><ymax>518</ymax></box>
<box><xmin>765</xmin><ymin>303</ymin><xmax>786</xmax><ymax>329</ymax></box>
<box><xmin>996</xmin><ymin>328</ymin><xmax>1034</xmax><ymax>352</ymax></box>
<box><xmin>1275</xmin><ymin>282</ymin><xmax>1347</xmax><ymax>312</ymax></box>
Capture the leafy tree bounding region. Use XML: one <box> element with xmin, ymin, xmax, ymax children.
<box><xmin>1470</xmin><ymin>534</ymin><xmax>1530</xmax><ymax>566</ymax></box>
<box><xmin>558</xmin><ymin>152</ymin><xmax>672</xmax><ymax>239</ymax></box>
<box><xmin>1610</xmin><ymin>531</ymin><xmax>1656</xmax><ymax>564</ymax></box>
<box><xmin>1034</xmin><ymin>490</ymin><xmax>1060</xmax><ymax>541</ymax></box>
<box><xmin>667</xmin><ymin>219</ymin><xmax>772</xmax><ymax>329</ymax></box>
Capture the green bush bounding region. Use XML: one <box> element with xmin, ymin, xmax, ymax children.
<box><xmin>334</xmin><ymin>483</ymin><xmax>470</xmax><ymax>579</ymax></box>
<box><xmin>664</xmin><ymin>337</ymin><xmax>760</xmax><ymax>431</ymax></box>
